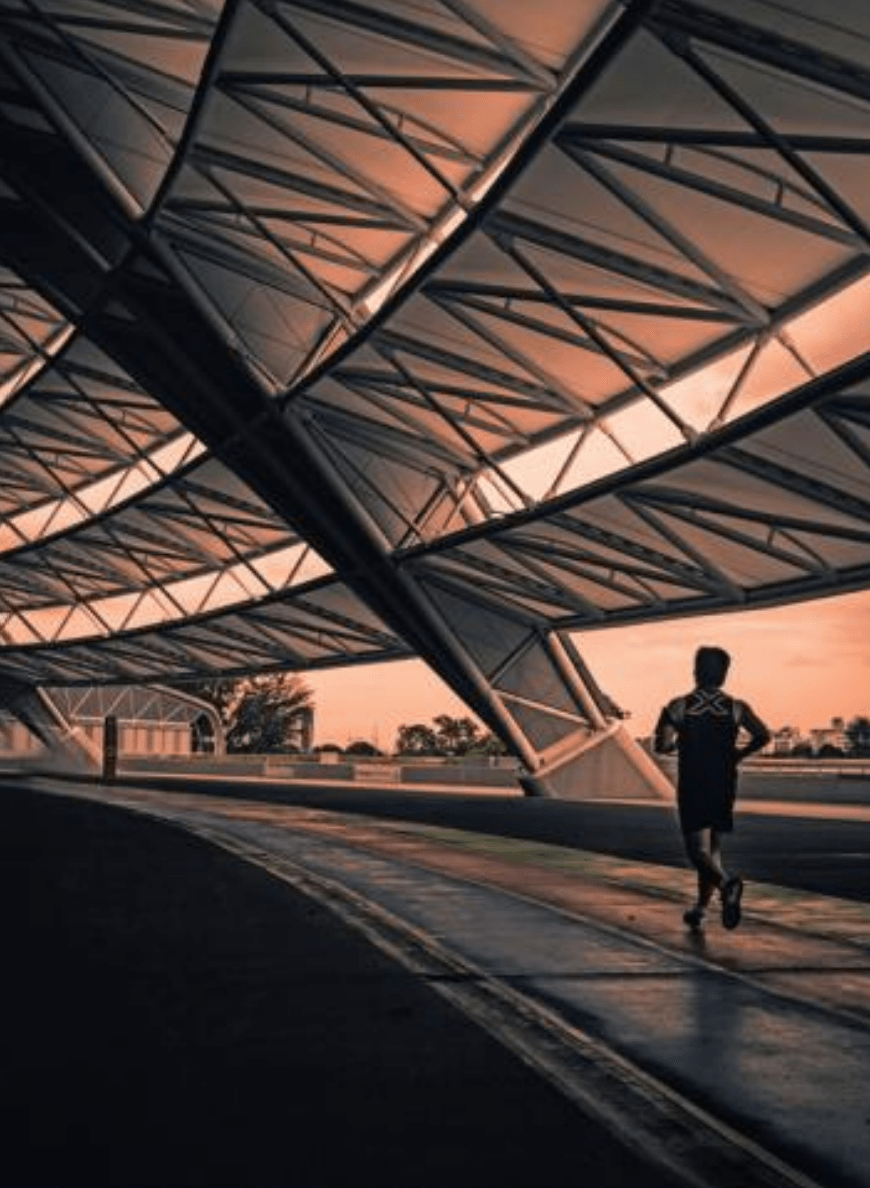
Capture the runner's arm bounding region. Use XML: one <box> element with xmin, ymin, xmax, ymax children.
<box><xmin>653</xmin><ymin>705</ymin><xmax>678</xmax><ymax>754</ymax></box>
<box><xmin>735</xmin><ymin>701</ymin><xmax>771</xmax><ymax>762</ymax></box>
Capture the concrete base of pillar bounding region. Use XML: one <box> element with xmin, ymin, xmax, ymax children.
<box><xmin>0</xmin><ymin>684</ymin><xmax>101</xmax><ymax>776</ymax></box>
<box><xmin>519</xmin><ymin>723</ymin><xmax>674</xmax><ymax>802</ymax></box>
<box><xmin>34</xmin><ymin>725</ymin><xmax>102</xmax><ymax>776</ymax></box>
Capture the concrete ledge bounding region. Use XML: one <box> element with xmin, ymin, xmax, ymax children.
<box><xmin>120</xmin><ymin>754</ymin><xmax>522</xmax><ymax>789</ymax></box>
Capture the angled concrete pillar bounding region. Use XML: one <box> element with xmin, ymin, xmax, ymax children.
<box><xmin>0</xmin><ymin>677</ymin><xmax>101</xmax><ymax>775</ymax></box>
<box><xmin>400</xmin><ymin>572</ymin><xmax>673</xmax><ymax>801</ymax></box>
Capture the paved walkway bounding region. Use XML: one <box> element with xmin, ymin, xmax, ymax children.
<box><xmin>7</xmin><ymin>777</ymin><xmax>870</xmax><ymax>1187</ymax></box>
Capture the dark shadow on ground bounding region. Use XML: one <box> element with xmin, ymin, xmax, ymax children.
<box><xmin>3</xmin><ymin>784</ymin><xmax>681</xmax><ymax>1188</ymax></box>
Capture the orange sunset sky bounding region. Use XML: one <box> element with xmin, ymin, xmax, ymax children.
<box><xmin>307</xmin><ymin>586</ymin><xmax>870</xmax><ymax>750</ymax></box>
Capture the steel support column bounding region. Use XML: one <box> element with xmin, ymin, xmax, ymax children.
<box><xmin>0</xmin><ymin>675</ymin><xmax>100</xmax><ymax>773</ymax></box>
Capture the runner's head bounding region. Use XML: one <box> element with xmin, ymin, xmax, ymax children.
<box><xmin>694</xmin><ymin>645</ymin><xmax>730</xmax><ymax>688</ymax></box>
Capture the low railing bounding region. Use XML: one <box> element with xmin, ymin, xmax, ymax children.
<box><xmin>744</xmin><ymin>757</ymin><xmax>870</xmax><ymax>778</ymax></box>
<box><xmin>120</xmin><ymin>751</ymin><xmax>521</xmax><ymax>788</ymax></box>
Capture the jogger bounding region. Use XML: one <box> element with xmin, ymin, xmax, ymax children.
<box><xmin>654</xmin><ymin>646</ymin><xmax>770</xmax><ymax>930</ymax></box>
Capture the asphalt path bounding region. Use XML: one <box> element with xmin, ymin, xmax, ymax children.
<box><xmin>129</xmin><ymin>773</ymin><xmax>870</xmax><ymax>905</ymax></box>
<box><xmin>8</xmin><ymin>783</ymin><xmax>671</xmax><ymax>1188</ymax></box>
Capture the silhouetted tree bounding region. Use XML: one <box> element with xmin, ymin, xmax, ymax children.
<box><xmin>845</xmin><ymin>716</ymin><xmax>870</xmax><ymax>757</ymax></box>
<box><xmin>172</xmin><ymin>672</ymin><xmax>314</xmax><ymax>754</ymax></box>
<box><xmin>394</xmin><ymin>723</ymin><xmax>438</xmax><ymax>755</ymax></box>
<box><xmin>394</xmin><ymin>714</ymin><xmax>504</xmax><ymax>756</ymax></box>
<box><xmin>433</xmin><ymin>713</ymin><xmax>482</xmax><ymax>756</ymax></box>
<box><xmin>470</xmin><ymin>731</ymin><xmax>509</xmax><ymax>757</ymax></box>
<box><xmin>175</xmin><ymin>677</ymin><xmax>239</xmax><ymax>725</ymax></box>
<box><xmin>345</xmin><ymin>739</ymin><xmax>382</xmax><ymax>756</ymax></box>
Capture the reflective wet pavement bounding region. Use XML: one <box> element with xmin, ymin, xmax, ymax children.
<box><xmin>33</xmin><ymin>779</ymin><xmax>869</xmax><ymax>1188</ymax></box>
<box><xmin>13</xmin><ymin>778</ymin><xmax>870</xmax><ymax>1188</ymax></box>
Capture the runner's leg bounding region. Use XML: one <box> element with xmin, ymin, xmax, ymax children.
<box><xmin>684</xmin><ymin>828</ymin><xmax>724</xmax><ymax>907</ymax></box>
<box><xmin>709</xmin><ymin>829</ymin><xmax>727</xmax><ymax>893</ymax></box>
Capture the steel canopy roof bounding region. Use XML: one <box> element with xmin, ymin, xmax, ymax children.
<box><xmin>1</xmin><ymin>0</ymin><xmax>870</xmax><ymax>688</ymax></box>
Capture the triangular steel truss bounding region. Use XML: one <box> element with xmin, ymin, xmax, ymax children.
<box><xmin>2</xmin><ymin>2</ymin><xmax>870</xmax><ymax>787</ymax></box>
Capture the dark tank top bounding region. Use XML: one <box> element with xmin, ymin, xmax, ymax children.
<box><xmin>667</xmin><ymin>688</ymin><xmax>741</xmax><ymax>829</ymax></box>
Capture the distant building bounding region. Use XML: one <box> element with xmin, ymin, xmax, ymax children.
<box><xmin>809</xmin><ymin>717</ymin><xmax>848</xmax><ymax>755</ymax></box>
<box><xmin>0</xmin><ymin>685</ymin><xmax>223</xmax><ymax>759</ymax></box>
<box><xmin>767</xmin><ymin>725</ymin><xmax>803</xmax><ymax>755</ymax></box>
<box><xmin>762</xmin><ymin>718</ymin><xmax>857</xmax><ymax>757</ymax></box>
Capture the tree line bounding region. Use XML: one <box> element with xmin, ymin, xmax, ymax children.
<box><xmin>172</xmin><ymin>671</ymin><xmax>506</xmax><ymax>757</ymax></box>
<box><xmin>314</xmin><ymin>714</ymin><xmax>507</xmax><ymax>757</ymax></box>
<box><xmin>169</xmin><ymin>672</ymin><xmax>870</xmax><ymax>762</ymax></box>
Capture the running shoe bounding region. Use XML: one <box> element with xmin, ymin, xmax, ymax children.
<box><xmin>683</xmin><ymin>906</ymin><xmax>705</xmax><ymax>929</ymax></box>
<box><xmin>721</xmin><ymin>876</ymin><xmax>744</xmax><ymax>930</ymax></box>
